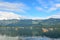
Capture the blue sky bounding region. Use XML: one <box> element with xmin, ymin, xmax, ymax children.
<box><xmin>0</xmin><ymin>0</ymin><xmax>60</xmax><ymax>19</ymax></box>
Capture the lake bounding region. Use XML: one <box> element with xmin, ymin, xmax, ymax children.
<box><xmin>0</xmin><ymin>35</ymin><xmax>60</xmax><ymax>40</ymax></box>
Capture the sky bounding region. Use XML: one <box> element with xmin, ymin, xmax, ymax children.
<box><xmin>0</xmin><ymin>0</ymin><xmax>60</xmax><ymax>20</ymax></box>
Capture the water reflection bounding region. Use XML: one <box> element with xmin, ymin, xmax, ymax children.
<box><xmin>0</xmin><ymin>35</ymin><xmax>60</xmax><ymax>40</ymax></box>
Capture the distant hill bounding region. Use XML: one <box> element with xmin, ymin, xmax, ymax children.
<box><xmin>0</xmin><ymin>18</ymin><xmax>60</xmax><ymax>27</ymax></box>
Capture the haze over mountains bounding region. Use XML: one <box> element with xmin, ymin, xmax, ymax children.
<box><xmin>0</xmin><ymin>12</ymin><xmax>60</xmax><ymax>20</ymax></box>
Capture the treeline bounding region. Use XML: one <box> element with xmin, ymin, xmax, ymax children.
<box><xmin>0</xmin><ymin>25</ymin><xmax>60</xmax><ymax>39</ymax></box>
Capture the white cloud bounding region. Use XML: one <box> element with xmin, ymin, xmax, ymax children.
<box><xmin>35</xmin><ymin>7</ymin><xmax>43</xmax><ymax>11</ymax></box>
<box><xmin>0</xmin><ymin>2</ymin><xmax>30</xmax><ymax>20</ymax></box>
<box><xmin>47</xmin><ymin>3</ymin><xmax>60</xmax><ymax>12</ymax></box>
<box><xmin>55</xmin><ymin>4</ymin><xmax>60</xmax><ymax>8</ymax></box>
<box><xmin>0</xmin><ymin>2</ymin><xmax>29</xmax><ymax>13</ymax></box>
<box><xmin>47</xmin><ymin>13</ymin><xmax>60</xmax><ymax>18</ymax></box>
<box><xmin>51</xmin><ymin>15</ymin><xmax>60</xmax><ymax>18</ymax></box>
<box><xmin>0</xmin><ymin>11</ymin><xmax>24</xmax><ymax>20</ymax></box>
<box><xmin>48</xmin><ymin>7</ymin><xmax>57</xmax><ymax>12</ymax></box>
<box><xmin>38</xmin><ymin>0</ymin><xmax>49</xmax><ymax>9</ymax></box>
<box><xmin>36</xmin><ymin>0</ymin><xmax>60</xmax><ymax>12</ymax></box>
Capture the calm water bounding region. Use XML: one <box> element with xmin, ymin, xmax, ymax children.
<box><xmin>0</xmin><ymin>35</ymin><xmax>60</xmax><ymax>40</ymax></box>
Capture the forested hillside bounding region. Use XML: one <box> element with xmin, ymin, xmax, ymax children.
<box><xmin>0</xmin><ymin>18</ymin><xmax>60</xmax><ymax>27</ymax></box>
<box><xmin>0</xmin><ymin>18</ymin><xmax>60</xmax><ymax>38</ymax></box>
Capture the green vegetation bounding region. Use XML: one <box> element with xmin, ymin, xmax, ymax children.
<box><xmin>0</xmin><ymin>26</ymin><xmax>60</xmax><ymax>38</ymax></box>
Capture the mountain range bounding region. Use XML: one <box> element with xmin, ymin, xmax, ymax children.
<box><xmin>0</xmin><ymin>18</ymin><xmax>60</xmax><ymax>27</ymax></box>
